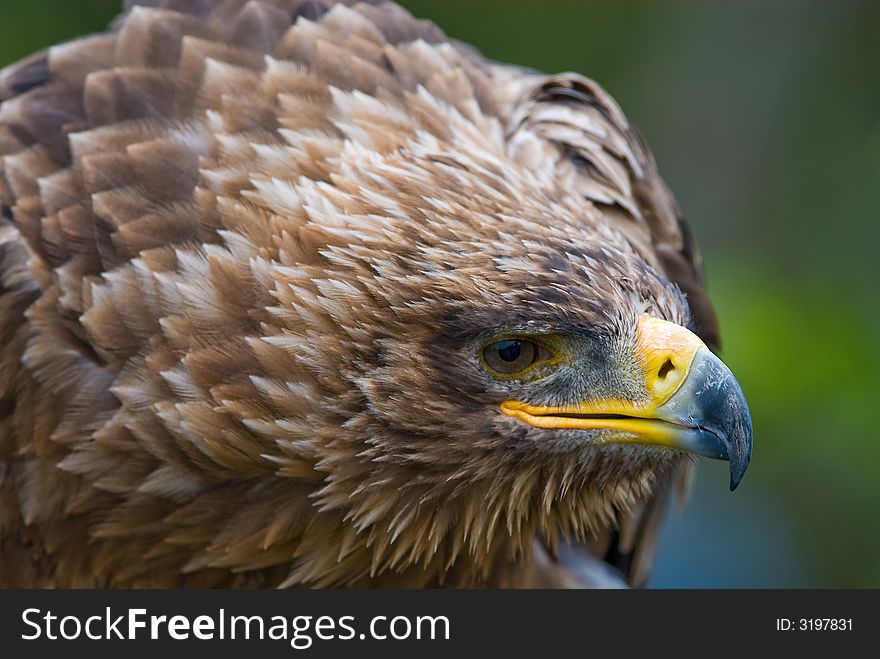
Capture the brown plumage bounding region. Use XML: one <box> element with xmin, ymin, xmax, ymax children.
<box><xmin>0</xmin><ymin>0</ymin><xmax>748</xmax><ymax>588</ymax></box>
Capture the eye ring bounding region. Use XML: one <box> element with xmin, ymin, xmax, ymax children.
<box><xmin>482</xmin><ymin>338</ymin><xmax>556</xmax><ymax>378</ymax></box>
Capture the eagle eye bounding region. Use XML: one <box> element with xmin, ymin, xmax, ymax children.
<box><xmin>482</xmin><ymin>339</ymin><xmax>555</xmax><ymax>377</ymax></box>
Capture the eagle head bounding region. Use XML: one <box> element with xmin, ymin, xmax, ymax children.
<box><xmin>251</xmin><ymin>85</ymin><xmax>752</xmax><ymax>584</ymax></box>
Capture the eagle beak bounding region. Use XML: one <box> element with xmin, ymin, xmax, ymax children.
<box><xmin>500</xmin><ymin>317</ymin><xmax>753</xmax><ymax>490</ymax></box>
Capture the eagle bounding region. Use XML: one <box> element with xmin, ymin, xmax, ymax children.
<box><xmin>0</xmin><ymin>0</ymin><xmax>752</xmax><ymax>588</ymax></box>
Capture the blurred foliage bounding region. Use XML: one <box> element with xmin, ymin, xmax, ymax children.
<box><xmin>1</xmin><ymin>0</ymin><xmax>878</xmax><ymax>586</ymax></box>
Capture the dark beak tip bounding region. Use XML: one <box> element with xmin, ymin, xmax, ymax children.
<box><xmin>729</xmin><ymin>470</ymin><xmax>743</xmax><ymax>492</ymax></box>
<box><xmin>689</xmin><ymin>348</ymin><xmax>753</xmax><ymax>493</ymax></box>
<box><xmin>727</xmin><ymin>439</ymin><xmax>752</xmax><ymax>491</ymax></box>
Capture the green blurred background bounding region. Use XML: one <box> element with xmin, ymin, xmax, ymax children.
<box><xmin>1</xmin><ymin>0</ymin><xmax>878</xmax><ymax>587</ymax></box>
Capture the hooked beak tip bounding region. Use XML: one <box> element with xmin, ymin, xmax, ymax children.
<box><xmin>656</xmin><ymin>346</ymin><xmax>753</xmax><ymax>490</ymax></box>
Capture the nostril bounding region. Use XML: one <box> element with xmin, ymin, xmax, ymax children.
<box><xmin>658</xmin><ymin>358</ymin><xmax>675</xmax><ymax>380</ymax></box>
